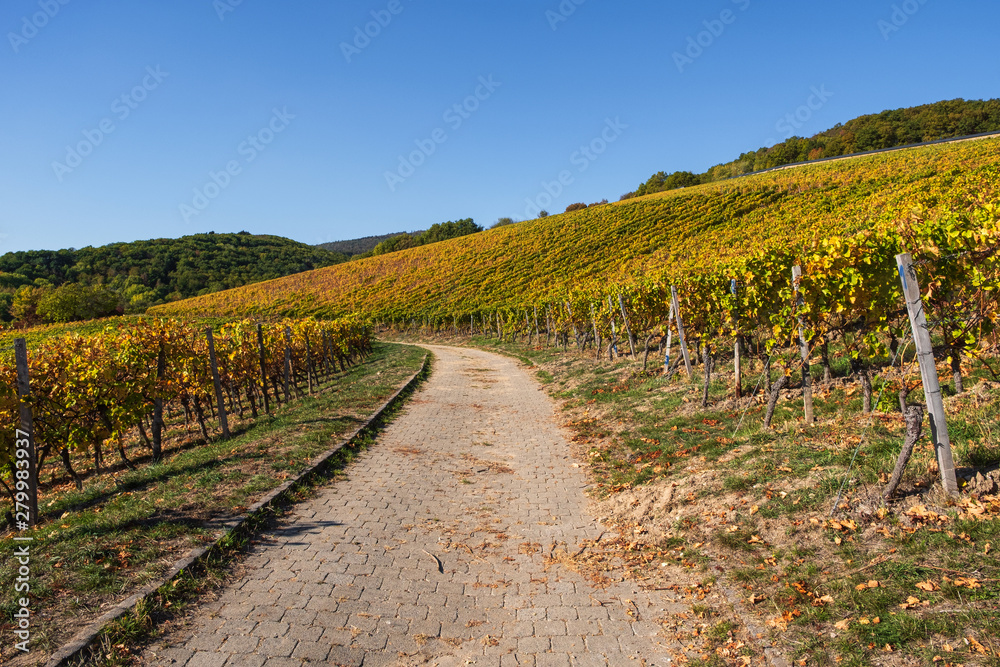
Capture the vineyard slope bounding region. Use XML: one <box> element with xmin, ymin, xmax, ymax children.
<box><xmin>150</xmin><ymin>139</ymin><xmax>1000</xmax><ymax>320</ymax></box>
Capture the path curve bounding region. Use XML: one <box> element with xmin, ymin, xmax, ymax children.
<box><xmin>144</xmin><ymin>345</ymin><xmax>685</xmax><ymax>666</ymax></box>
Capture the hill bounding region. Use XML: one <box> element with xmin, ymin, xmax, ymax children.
<box><xmin>627</xmin><ymin>98</ymin><xmax>1000</xmax><ymax>198</ymax></box>
<box><xmin>0</xmin><ymin>232</ymin><xmax>347</xmax><ymax>322</ymax></box>
<box><xmin>150</xmin><ymin>137</ymin><xmax>1000</xmax><ymax>321</ymax></box>
<box><xmin>316</xmin><ymin>231</ymin><xmax>411</xmax><ymax>256</ymax></box>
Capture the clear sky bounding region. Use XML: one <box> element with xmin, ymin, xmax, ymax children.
<box><xmin>1</xmin><ymin>0</ymin><xmax>998</xmax><ymax>253</ymax></box>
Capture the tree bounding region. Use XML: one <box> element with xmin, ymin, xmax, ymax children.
<box><xmin>10</xmin><ymin>285</ymin><xmax>48</xmax><ymax>324</ymax></box>
<box><xmin>372</xmin><ymin>234</ymin><xmax>417</xmax><ymax>256</ymax></box>
<box><xmin>415</xmin><ymin>218</ymin><xmax>482</xmax><ymax>244</ymax></box>
<box><xmin>36</xmin><ymin>284</ymin><xmax>120</xmax><ymax>323</ymax></box>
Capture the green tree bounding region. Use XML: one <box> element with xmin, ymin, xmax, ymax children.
<box><xmin>36</xmin><ymin>284</ymin><xmax>120</xmax><ymax>323</ymax></box>
<box><xmin>372</xmin><ymin>234</ymin><xmax>417</xmax><ymax>256</ymax></box>
<box><xmin>10</xmin><ymin>285</ymin><xmax>49</xmax><ymax>323</ymax></box>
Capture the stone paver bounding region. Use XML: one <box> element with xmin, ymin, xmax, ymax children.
<box><xmin>143</xmin><ymin>345</ymin><xmax>684</xmax><ymax>665</ymax></box>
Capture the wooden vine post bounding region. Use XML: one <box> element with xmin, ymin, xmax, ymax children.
<box><xmin>205</xmin><ymin>327</ymin><xmax>231</xmax><ymax>439</ymax></box>
<box><xmin>565</xmin><ymin>302</ymin><xmax>579</xmax><ymax>349</ymax></box>
<box><xmin>151</xmin><ymin>343</ymin><xmax>166</xmax><ymax>460</ymax></box>
<box><xmin>791</xmin><ymin>266</ymin><xmax>814</xmax><ymax>423</ymax></box>
<box><xmin>663</xmin><ymin>301</ymin><xmax>674</xmax><ymax>374</ymax></box>
<box><xmin>545</xmin><ymin>303</ymin><xmax>552</xmax><ymax>347</ymax></box>
<box><xmin>590</xmin><ymin>303</ymin><xmax>601</xmax><ymax>361</ymax></box>
<box><xmin>731</xmin><ymin>279</ymin><xmax>742</xmax><ymax>400</ymax></box>
<box><xmin>896</xmin><ymin>253</ymin><xmax>959</xmax><ymax>496</ymax></box>
<box><xmin>670</xmin><ymin>286</ymin><xmax>694</xmax><ymax>379</ymax></box>
<box><xmin>606</xmin><ymin>297</ymin><xmax>619</xmax><ymax>358</ymax></box>
<box><xmin>283</xmin><ymin>326</ymin><xmax>293</xmax><ymax>402</ymax></box>
<box><xmin>533</xmin><ymin>305</ymin><xmax>540</xmax><ymax>344</ymax></box>
<box><xmin>13</xmin><ymin>338</ymin><xmax>38</xmax><ymax>527</ymax></box>
<box><xmin>618</xmin><ymin>293</ymin><xmax>636</xmax><ymax>358</ymax></box>
<box><xmin>304</xmin><ymin>331</ymin><xmax>315</xmax><ymax>394</ymax></box>
<box><xmin>321</xmin><ymin>330</ymin><xmax>332</xmax><ymax>377</ymax></box>
<box><xmin>256</xmin><ymin>324</ymin><xmax>270</xmax><ymax>414</ymax></box>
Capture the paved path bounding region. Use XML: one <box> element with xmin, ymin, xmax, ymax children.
<box><xmin>144</xmin><ymin>345</ymin><xmax>685</xmax><ymax>666</ymax></box>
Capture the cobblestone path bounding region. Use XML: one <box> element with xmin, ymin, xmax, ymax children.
<box><xmin>144</xmin><ymin>345</ymin><xmax>685</xmax><ymax>666</ymax></box>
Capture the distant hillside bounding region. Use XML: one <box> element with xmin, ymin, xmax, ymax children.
<box><xmin>626</xmin><ymin>98</ymin><xmax>1000</xmax><ymax>198</ymax></box>
<box><xmin>349</xmin><ymin>219</ymin><xmax>483</xmax><ymax>260</ymax></box>
<box><xmin>150</xmin><ymin>137</ymin><xmax>1000</xmax><ymax>321</ymax></box>
<box><xmin>316</xmin><ymin>220</ymin><xmax>481</xmax><ymax>259</ymax></box>
<box><xmin>0</xmin><ymin>232</ymin><xmax>346</xmax><ymax>322</ymax></box>
<box><xmin>316</xmin><ymin>232</ymin><xmax>412</xmax><ymax>257</ymax></box>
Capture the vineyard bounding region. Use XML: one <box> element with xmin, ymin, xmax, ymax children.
<box><xmin>151</xmin><ymin>138</ymin><xmax>1000</xmax><ymax>324</ymax></box>
<box><xmin>151</xmin><ymin>138</ymin><xmax>1000</xmax><ymax>446</ymax></box>
<box><xmin>0</xmin><ymin>316</ymin><xmax>372</xmax><ymax>514</ymax></box>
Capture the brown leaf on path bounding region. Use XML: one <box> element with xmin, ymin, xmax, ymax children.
<box><xmin>968</xmin><ymin>637</ymin><xmax>988</xmax><ymax>654</ymax></box>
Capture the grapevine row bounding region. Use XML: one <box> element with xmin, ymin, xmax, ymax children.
<box><xmin>0</xmin><ymin>317</ymin><xmax>372</xmax><ymax>507</ymax></box>
<box><xmin>384</xmin><ymin>198</ymin><xmax>1000</xmax><ymax>415</ymax></box>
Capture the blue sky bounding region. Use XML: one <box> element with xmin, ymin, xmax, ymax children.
<box><xmin>1</xmin><ymin>0</ymin><xmax>998</xmax><ymax>253</ymax></box>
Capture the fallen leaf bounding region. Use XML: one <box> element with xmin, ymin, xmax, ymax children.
<box><xmin>968</xmin><ymin>637</ymin><xmax>987</xmax><ymax>654</ymax></box>
<box><xmin>916</xmin><ymin>581</ymin><xmax>939</xmax><ymax>592</ymax></box>
<box><xmin>834</xmin><ymin>618</ymin><xmax>851</xmax><ymax>630</ymax></box>
<box><xmin>750</xmin><ymin>505</ymin><xmax>759</xmax><ymax>516</ymax></box>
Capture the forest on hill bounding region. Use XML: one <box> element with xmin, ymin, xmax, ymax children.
<box><xmin>0</xmin><ymin>219</ymin><xmax>484</xmax><ymax>325</ymax></box>
<box><xmin>349</xmin><ymin>219</ymin><xmax>483</xmax><ymax>259</ymax></box>
<box><xmin>0</xmin><ymin>232</ymin><xmax>346</xmax><ymax>324</ymax></box>
<box><xmin>625</xmin><ymin>98</ymin><xmax>1000</xmax><ymax>199</ymax></box>
<box><xmin>316</xmin><ymin>231</ymin><xmax>410</xmax><ymax>256</ymax></box>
